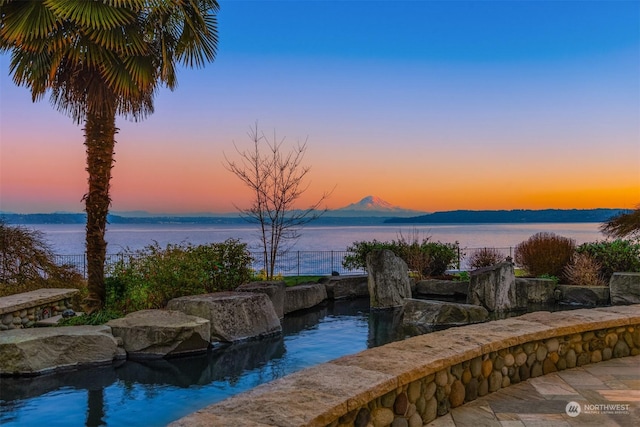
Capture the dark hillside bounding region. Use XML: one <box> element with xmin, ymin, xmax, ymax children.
<box><xmin>384</xmin><ymin>209</ymin><xmax>627</xmax><ymax>224</ymax></box>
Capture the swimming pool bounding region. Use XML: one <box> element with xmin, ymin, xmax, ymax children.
<box><xmin>0</xmin><ymin>299</ymin><xmax>404</xmax><ymax>427</ymax></box>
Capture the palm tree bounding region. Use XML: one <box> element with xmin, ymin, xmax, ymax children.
<box><xmin>601</xmin><ymin>205</ymin><xmax>640</xmax><ymax>239</ymax></box>
<box><xmin>0</xmin><ymin>0</ymin><xmax>219</xmax><ymax>309</ymax></box>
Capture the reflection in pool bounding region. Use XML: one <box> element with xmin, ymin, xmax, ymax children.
<box><xmin>0</xmin><ymin>297</ymin><xmax>573</xmax><ymax>426</ymax></box>
<box><xmin>0</xmin><ymin>299</ymin><xmax>407</xmax><ymax>427</ymax></box>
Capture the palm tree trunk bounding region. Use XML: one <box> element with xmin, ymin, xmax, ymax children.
<box><xmin>83</xmin><ymin>110</ymin><xmax>117</xmax><ymax>310</ymax></box>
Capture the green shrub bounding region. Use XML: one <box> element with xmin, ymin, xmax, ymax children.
<box><xmin>514</xmin><ymin>232</ymin><xmax>575</xmax><ymax>279</ymax></box>
<box><xmin>418</xmin><ymin>241</ymin><xmax>459</xmax><ymax>277</ymax></box>
<box><xmin>342</xmin><ymin>240</ymin><xmax>397</xmax><ymax>272</ymax></box>
<box><xmin>455</xmin><ymin>271</ymin><xmax>470</xmax><ymax>282</ymax></box>
<box><xmin>58</xmin><ymin>309</ymin><xmax>122</xmax><ymax>326</ymax></box>
<box><xmin>576</xmin><ymin>239</ymin><xmax>640</xmax><ymax>282</ymax></box>
<box><xmin>106</xmin><ymin>239</ymin><xmax>253</xmax><ymax>313</ymax></box>
<box><xmin>343</xmin><ymin>235</ymin><xmax>458</xmax><ymax>278</ymax></box>
<box><xmin>467</xmin><ymin>247</ymin><xmax>505</xmax><ymax>270</ymax></box>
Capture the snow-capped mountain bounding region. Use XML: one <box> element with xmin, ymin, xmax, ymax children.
<box><xmin>331</xmin><ymin>196</ymin><xmax>427</xmax><ymax>217</ymax></box>
<box><xmin>340</xmin><ymin>195</ymin><xmax>397</xmax><ymax>211</ymax></box>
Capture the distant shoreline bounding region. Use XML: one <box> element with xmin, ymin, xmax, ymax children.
<box><xmin>0</xmin><ymin>208</ymin><xmax>626</xmax><ymax>226</ymax></box>
<box><xmin>384</xmin><ymin>208</ymin><xmax>626</xmax><ymax>224</ymax></box>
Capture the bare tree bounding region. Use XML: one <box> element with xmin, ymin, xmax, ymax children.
<box><xmin>0</xmin><ymin>220</ymin><xmax>84</xmax><ymax>295</ymax></box>
<box><xmin>224</xmin><ymin>123</ymin><xmax>331</xmax><ymax>279</ymax></box>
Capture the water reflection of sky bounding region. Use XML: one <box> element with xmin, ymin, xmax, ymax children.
<box><xmin>26</xmin><ymin>223</ymin><xmax>604</xmax><ymax>255</ymax></box>
<box><xmin>0</xmin><ymin>300</ymin><xmax>380</xmax><ymax>427</ymax></box>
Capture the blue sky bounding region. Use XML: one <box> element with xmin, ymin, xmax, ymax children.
<box><xmin>1</xmin><ymin>0</ymin><xmax>638</xmax><ymax>213</ymax></box>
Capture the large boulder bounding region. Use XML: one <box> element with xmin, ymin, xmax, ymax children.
<box><xmin>236</xmin><ymin>281</ymin><xmax>286</xmax><ymax>318</ymax></box>
<box><xmin>107</xmin><ymin>310</ymin><xmax>210</xmax><ymax>359</ymax></box>
<box><xmin>515</xmin><ymin>278</ymin><xmax>557</xmax><ymax>305</ymax></box>
<box><xmin>323</xmin><ymin>275</ymin><xmax>369</xmax><ymax>300</ymax></box>
<box><xmin>403</xmin><ymin>299</ymin><xmax>488</xmax><ymax>333</ymax></box>
<box><xmin>557</xmin><ymin>285</ymin><xmax>609</xmax><ymax>306</ymax></box>
<box><xmin>167</xmin><ymin>292</ymin><xmax>281</xmax><ymax>343</ymax></box>
<box><xmin>284</xmin><ymin>283</ymin><xmax>327</xmax><ymax>314</ymax></box>
<box><xmin>366</xmin><ymin>249</ymin><xmax>412</xmax><ymax>309</ymax></box>
<box><xmin>0</xmin><ymin>325</ymin><xmax>121</xmax><ymax>375</ymax></box>
<box><xmin>414</xmin><ymin>279</ymin><xmax>468</xmax><ymax>299</ymax></box>
<box><xmin>609</xmin><ymin>272</ymin><xmax>640</xmax><ymax>305</ymax></box>
<box><xmin>467</xmin><ymin>261</ymin><xmax>518</xmax><ymax>312</ymax></box>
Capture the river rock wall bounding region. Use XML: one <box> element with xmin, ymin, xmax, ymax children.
<box><xmin>168</xmin><ymin>305</ymin><xmax>640</xmax><ymax>427</ymax></box>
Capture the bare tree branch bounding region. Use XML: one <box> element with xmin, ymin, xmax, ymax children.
<box><xmin>600</xmin><ymin>205</ymin><xmax>640</xmax><ymax>239</ymax></box>
<box><xmin>223</xmin><ymin>123</ymin><xmax>333</xmax><ymax>278</ymax></box>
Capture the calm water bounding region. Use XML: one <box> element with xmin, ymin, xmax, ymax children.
<box><xmin>1</xmin><ymin>222</ymin><xmax>605</xmax><ymax>425</ymax></box>
<box><xmin>1</xmin><ymin>299</ymin><xmax>402</xmax><ymax>427</ymax></box>
<box><xmin>0</xmin><ymin>297</ymin><xmax>574</xmax><ymax>426</ymax></box>
<box><xmin>28</xmin><ymin>222</ymin><xmax>605</xmax><ymax>255</ymax></box>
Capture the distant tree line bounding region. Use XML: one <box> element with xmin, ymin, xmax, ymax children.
<box><xmin>385</xmin><ymin>209</ymin><xmax>630</xmax><ymax>224</ymax></box>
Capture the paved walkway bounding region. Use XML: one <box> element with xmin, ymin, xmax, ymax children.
<box><xmin>426</xmin><ymin>355</ymin><xmax>640</xmax><ymax>427</ymax></box>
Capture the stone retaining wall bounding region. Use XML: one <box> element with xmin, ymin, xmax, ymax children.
<box><xmin>0</xmin><ymin>289</ymin><xmax>77</xmax><ymax>331</ymax></box>
<box><xmin>169</xmin><ymin>305</ymin><xmax>640</xmax><ymax>427</ymax></box>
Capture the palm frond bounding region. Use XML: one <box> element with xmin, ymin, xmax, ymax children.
<box><xmin>44</xmin><ymin>0</ymin><xmax>136</xmax><ymax>30</ymax></box>
<box><xmin>2</xmin><ymin>0</ymin><xmax>219</xmax><ymax>121</ymax></box>
<box><xmin>85</xmin><ymin>23</ymin><xmax>148</xmax><ymax>56</ymax></box>
<box><xmin>8</xmin><ymin>49</ymin><xmax>52</xmax><ymax>100</ymax></box>
<box><xmin>0</xmin><ymin>1</ymin><xmax>58</xmax><ymax>43</ymax></box>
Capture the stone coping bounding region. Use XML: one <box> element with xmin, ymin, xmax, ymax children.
<box><xmin>0</xmin><ymin>289</ymin><xmax>78</xmax><ymax>315</ymax></box>
<box><xmin>169</xmin><ymin>304</ymin><xmax>640</xmax><ymax>427</ymax></box>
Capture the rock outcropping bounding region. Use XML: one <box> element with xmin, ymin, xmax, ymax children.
<box><xmin>414</xmin><ymin>279</ymin><xmax>469</xmax><ymax>299</ymax></box>
<box><xmin>609</xmin><ymin>272</ymin><xmax>640</xmax><ymax>305</ymax></box>
<box><xmin>107</xmin><ymin>309</ymin><xmax>210</xmax><ymax>359</ymax></box>
<box><xmin>237</xmin><ymin>281</ymin><xmax>286</xmax><ymax>318</ymax></box>
<box><xmin>467</xmin><ymin>261</ymin><xmax>518</xmax><ymax>312</ymax></box>
<box><xmin>284</xmin><ymin>283</ymin><xmax>327</xmax><ymax>314</ymax></box>
<box><xmin>0</xmin><ymin>325</ymin><xmax>121</xmax><ymax>375</ymax></box>
<box><xmin>323</xmin><ymin>275</ymin><xmax>369</xmax><ymax>300</ymax></box>
<box><xmin>366</xmin><ymin>250</ymin><xmax>412</xmax><ymax>309</ymax></box>
<box><xmin>167</xmin><ymin>292</ymin><xmax>281</xmax><ymax>343</ymax></box>
<box><xmin>403</xmin><ymin>299</ymin><xmax>488</xmax><ymax>333</ymax></box>
<box><xmin>557</xmin><ymin>285</ymin><xmax>609</xmax><ymax>306</ymax></box>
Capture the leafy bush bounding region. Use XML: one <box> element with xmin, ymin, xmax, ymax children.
<box><xmin>342</xmin><ymin>240</ymin><xmax>397</xmax><ymax>272</ymax></box>
<box><xmin>563</xmin><ymin>253</ymin><xmax>607</xmax><ymax>287</ymax></box>
<box><xmin>58</xmin><ymin>309</ymin><xmax>122</xmax><ymax>326</ymax></box>
<box><xmin>467</xmin><ymin>247</ymin><xmax>505</xmax><ymax>269</ymax></box>
<box><xmin>455</xmin><ymin>271</ymin><xmax>470</xmax><ymax>282</ymax></box>
<box><xmin>106</xmin><ymin>239</ymin><xmax>253</xmax><ymax>313</ymax></box>
<box><xmin>0</xmin><ymin>220</ymin><xmax>86</xmax><ymax>299</ymax></box>
<box><xmin>418</xmin><ymin>241</ymin><xmax>459</xmax><ymax>277</ymax></box>
<box><xmin>343</xmin><ymin>233</ymin><xmax>458</xmax><ymax>278</ymax></box>
<box><xmin>576</xmin><ymin>239</ymin><xmax>640</xmax><ymax>282</ymax></box>
<box><xmin>514</xmin><ymin>232</ymin><xmax>575</xmax><ymax>278</ymax></box>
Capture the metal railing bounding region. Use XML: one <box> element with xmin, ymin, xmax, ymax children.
<box><xmin>250</xmin><ymin>250</ymin><xmax>364</xmax><ymax>277</ymax></box>
<box><xmin>54</xmin><ymin>251</ymin><xmax>367</xmax><ymax>278</ymax></box>
<box><xmin>54</xmin><ymin>247</ymin><xmax>518</xmax><ymax>278</ymax></box>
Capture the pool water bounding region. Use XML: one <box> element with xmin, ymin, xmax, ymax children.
<box><xmin>0</xmin><ymin>299</ymin><xmax>405</xmax><ymax>427</ymax></box>
<box><xmin>0</xmin><ymin>297</ymin><xmax>578</xmax><ymax>427</ymax></box>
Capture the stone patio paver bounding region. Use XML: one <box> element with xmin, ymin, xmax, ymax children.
<box><xmin>426</xmin><ymin>355</ymin><xmax>640</xmax><ymax>427</ymax></box>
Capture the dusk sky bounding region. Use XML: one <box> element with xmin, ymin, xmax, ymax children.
<box><xmin>1</xmin><ymin>0</ymin><xmax>639</xmax><ymax>214</ymax></box>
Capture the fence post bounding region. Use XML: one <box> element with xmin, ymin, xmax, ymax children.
<box><xmin>457</xmin><ymin>245</ymin><xmax>461</xmax><ymax>270</ymax></box>
<box><xmin>331</xmin><ymin>250</ymin><xmax>334</xmax><ymax>274</ymax></box>
<box><xmin>297</xmin><ymin>251</ymin><xmax>300</xmax><ymax>277</ymax></box>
